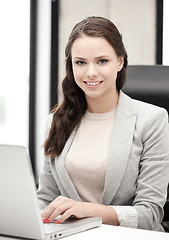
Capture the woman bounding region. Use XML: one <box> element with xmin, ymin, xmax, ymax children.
<box><xmin>37</xmin><ymin>16</ymin><xmax>169</xmax><ymax>231</ymax></box>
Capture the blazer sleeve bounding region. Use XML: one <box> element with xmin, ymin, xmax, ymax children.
<box><xmin>37</xmin><ymin>114</ymin><xmax>61</xmax><ymax>210</ymax></box>
<box><xmin>133</xmin><ymin>108</ymin><xmax>169</xmax><ymax>231</ymax></box>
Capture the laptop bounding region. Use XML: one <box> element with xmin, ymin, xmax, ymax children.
<box><xmin>0</xmin><ymin>144</ymin><xmax>102</xmax><ymax>239</ymax></box>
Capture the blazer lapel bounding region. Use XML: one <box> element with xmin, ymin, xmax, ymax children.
<box><xmin>101</xmin><ymin>91</ymin><xmax>137</xmax><ymax>205</ymax></box>
<box><xmin>54</xmin><ymin>129</ymin><xmax>82</xmax><ymax>201</ymax></box>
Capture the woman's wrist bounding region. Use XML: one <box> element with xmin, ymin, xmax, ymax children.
<box><xmin>84</xmin><ymin>202</ymin><xmax>119</xmax><ymax>226</ymax></box>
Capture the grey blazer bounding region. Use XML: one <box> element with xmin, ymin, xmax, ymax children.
<box><xmin>37</xmin><ymin>91</ymin><xmax>169</xmax><ymax>231</ymax></box>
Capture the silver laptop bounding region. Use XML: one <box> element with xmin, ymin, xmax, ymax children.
<box><xmin>0</xmin><ymin>144</ymin><xmax>102</xmax><ymax>239</ymax></box>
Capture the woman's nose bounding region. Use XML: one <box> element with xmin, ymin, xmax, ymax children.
<box><xmin>87</xmin><ymin>63</ymin><xmax>98</xmax><ymax>79</ymax></box>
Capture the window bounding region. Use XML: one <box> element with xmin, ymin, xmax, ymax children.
<box><xmin>0</xmin><ymin>0</ymin><xmax>30</xmax><ymax>145</ymax></box>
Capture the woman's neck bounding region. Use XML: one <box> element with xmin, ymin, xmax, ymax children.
<box><xmin>86</xmin><ymin>90</ymin><xmax>119</xmax><ymax>113</ymax></box>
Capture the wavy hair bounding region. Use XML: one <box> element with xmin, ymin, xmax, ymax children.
<box><xmin>44</xmin><ymin>16</ymin><xmax>128</xmax><ymax>157</ymax></box>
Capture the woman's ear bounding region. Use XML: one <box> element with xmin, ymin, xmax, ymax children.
<box><xmin>118</xmin><ymin>56</ymin><xmax>124</xmax><ymax>72</ymax></box>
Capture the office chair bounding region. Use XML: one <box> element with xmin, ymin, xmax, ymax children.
<box><xmin>123</xmin><ymin>65</ymin><xmax>169</xmax><ymax>231</ymax></box>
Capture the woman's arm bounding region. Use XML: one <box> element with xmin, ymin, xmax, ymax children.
<box><xmin>133</xmin><ymin>108</ymin><xmax>169</xmax><ymax>230</ymax></box>
<box><xmin>37</xmin><ymin>114</ymin><xmax>61</xmax><ymax>210</ymax></box>
<box><xmin>37</xmin><ymin>156</ymin><xmax>61</xmax><ymax>210</ymax></box>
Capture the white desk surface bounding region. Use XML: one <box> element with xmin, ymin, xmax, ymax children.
<box><xmin>1</xmin><ymin>224</ymin><xmax>169</xmax><ymax>240</ymax></box>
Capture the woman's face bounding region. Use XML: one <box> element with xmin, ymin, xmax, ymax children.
<box><xmin>71</xmin><ymin>35</ymin><xmax>124</xmax><ymax>101</ymax></box>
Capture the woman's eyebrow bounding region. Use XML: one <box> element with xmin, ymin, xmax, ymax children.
<box><xmin>95</xmin><ymin>55</ymin><xmax>109</xmax><ymax>59</ymax></box>
<box><xmin>73</xmin><ymin>55</ymin><xmax>109</xmax><ymax>60</ymax></box>
<box><xmin>73</xmin><ymin>57</ymin><xmax>86</xmax><ymax>60</ymax></box>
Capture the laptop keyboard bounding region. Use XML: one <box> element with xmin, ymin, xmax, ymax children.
<box><xmin>44</xmin><ymin>222</ymin><xmax>66</xmax><ymax>231</ymax></box>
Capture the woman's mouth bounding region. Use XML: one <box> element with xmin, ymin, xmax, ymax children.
<box><xmin>83</xmin><ymin>81</ymin><xmax>103</xmax><ymax>88</ymax></box>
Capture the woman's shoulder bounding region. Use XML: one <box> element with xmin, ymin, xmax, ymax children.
<box><xmin>129</xmin><ymin>96</ymin><xmax>169</xmax><ymax>133</ymax></box>
<box><xmin>120</xmin><ymin>92</ymin><xmax>168</xmax><ymax>130</ymax></box>
<box><xmin>131</xmin><ymin>97</ymin><xmax>168</xmax><ymax>119</ymax></box>
<box><xmin>132</xmin><ymin>97</ymin><xmax>166</xmax><ymax>114</ymax></box>
<box><xmin>122</xmin><ymin>95</ymin><xmax>169</xmax><ymax>144</ymax></box>
<box><xmin>120</xmin><ymin>91</ymin><xmax>168</xmax><ymax>119</ymax></box>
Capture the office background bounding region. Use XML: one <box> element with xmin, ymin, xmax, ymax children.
<box><xmin>0</xmin><ymin>0</ymin><xmax>169</xmax><ymax>181</ymax></box>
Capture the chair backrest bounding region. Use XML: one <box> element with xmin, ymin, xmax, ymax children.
<box><xmin>123</xmin><ymin>65</ymin><xmax>169</xmax><ymax>115</ymax></box>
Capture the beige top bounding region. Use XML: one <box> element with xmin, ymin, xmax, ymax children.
<box><xmin>65</xmin><ymin>109</ymin><xmax>116</xmax><ymax>203</ymax></box>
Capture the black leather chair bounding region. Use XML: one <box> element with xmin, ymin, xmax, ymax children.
<box><xmin>123</xmin><ymin>65</ymin><xmax>169</xmax><ymax>231</ymax></box>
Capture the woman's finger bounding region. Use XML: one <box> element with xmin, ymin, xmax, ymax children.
<box><xmin>41</xmin><ymin>196</ymin><xmax>65</xmax><ymax>219</ymax></box>
<box><xmin>57</xmin><ymin>208</ymin><xmax>74</xmax><ymax>223</ymax></box>
<box><xmin>42</xmin><ymin>205</ymin><xmax>55</xmax><ymax>221</ymax></box>
<box><xmin>48</xmin><ymin>204</ymin><xmax>70</xmax><ymax>222</ymax></box>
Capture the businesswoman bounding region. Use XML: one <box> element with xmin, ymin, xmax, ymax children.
<box><xmin>37</xmin><ymin>16</ymin><xmax>169</xmax><ymax>231</ymax></box>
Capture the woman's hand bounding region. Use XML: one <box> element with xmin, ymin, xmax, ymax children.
<box><xmin>41</xmin><ymin>196</ymin><xmax>92</xmax><ymax>223</ymax></box>
<box><xmin>41</xmin><ymin>196</ymin><xmax>119</xmax><ymax>225</ymax></box>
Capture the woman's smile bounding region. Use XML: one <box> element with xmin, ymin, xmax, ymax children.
<box><xmin>83</xmin><ymin>80</ymin><xmax>103</xmax><ymax>88</ymax></box>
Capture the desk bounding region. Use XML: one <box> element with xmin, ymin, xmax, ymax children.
<box><xmin>0</xmin><ymin>225</ymin><xmax>169</xmax><ymax>240</ymax></box>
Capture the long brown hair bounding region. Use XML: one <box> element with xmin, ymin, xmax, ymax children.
<box><xmin>44</xmin><ymin>16</ymin><xmax>128</xmax><ymax>158</ymax></box>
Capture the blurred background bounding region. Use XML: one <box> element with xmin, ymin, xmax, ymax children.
<box><xmin>0</xmin><ymin>0</ymin><xmax>169</xmax><ymax>182</ymax></box>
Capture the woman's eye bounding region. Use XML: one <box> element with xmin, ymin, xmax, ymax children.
<box><xmin>75</xmin><ymin>61</ymin><xmax>86</xmax><ymax>65</ymax></box>
<box><xmin>98</xmin><ymin>59</ymin><xmax>108</xmax><ymax>64</ymax></box>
